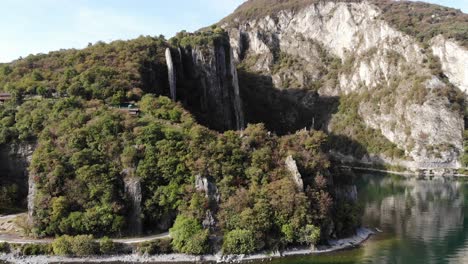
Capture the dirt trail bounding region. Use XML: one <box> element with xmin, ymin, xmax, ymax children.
<box><xmin>0</xmin><ymin>214</ymin><xmax>170</xmax><ymax>245</ymax></box>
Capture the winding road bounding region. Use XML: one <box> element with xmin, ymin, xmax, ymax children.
<box><xmin>0</xmin><ymin>214</ymin><xmax>170</xmax><ymax>245</ymax></box>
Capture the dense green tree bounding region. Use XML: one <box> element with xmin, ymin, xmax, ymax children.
<box><xmin>99</xmin><ymin>237</ymin><xmax>116</xmax><ymax>255</ymax></box>
<box><xmin>52</xmin><ymin>235</ymin><xmax>73</xmax><ymax>256</ymax></box>
<box><xmin>52</xmin><ymin>235</ymin><xmax>96</xmax><ymax>256</ymax></box>
<box><xmin>70</xmin><ymin>235</ymin><xmax>97</xmax><ymax>256</ymax></box>
<box><xmin>169</xmin><ymin>215</ymin><xmax>210</xmax><ymax>254</ymax></box>
<box><xmin>222</xmin><ymin>229</ymin><xmax>256</xmax><ymax>254</ymax></box>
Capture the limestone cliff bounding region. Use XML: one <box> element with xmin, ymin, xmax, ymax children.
<box><xmin>166</xmin><ymin>42</ymin><xmax>245</xmax><ymax>131</ymax></box>
<box><xmin>285</xmin><ymin>155</ymin><xmax>304</xmax><ymax>191</ymax></box>
<box><xmin>0</xmin><ymin>143</ymin><xmax>34</xmax><ymax>213</ymax></box>
<box><xmin>123</xmin><ymin>176</ymin><xmax>143</xmax><ymax>236</ymax></box>
<box><xmin>431</xmin><ymin>35</ymin><xmax>468</xmax><ymax>93</ymax></box>
<box><xmin>220</xmin><ymin>0</ymin><xmax>467</xmax><ymax>168</ymax></box>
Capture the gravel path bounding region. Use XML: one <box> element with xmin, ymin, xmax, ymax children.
<box><xmin>0</xmin><ymin>213</ymin><xmax>170</xmax><ymax>245</ymax></box>
<box><xmin>0</xmin><ymin>228</ymin><xmax>375</xmax><ymax>264</ymax></box>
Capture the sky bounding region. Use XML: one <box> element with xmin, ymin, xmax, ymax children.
<box><xmin>0</xmin><ymin>0</ymin><xmax>466</xmax><ymax>63</ymax></box>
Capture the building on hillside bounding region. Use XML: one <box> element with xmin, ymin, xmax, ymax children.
<box><xmin>0</xmin><ymin>93</ymin><xmax>12</xmax><ymax>104</ymax></box>
<box><xmin>128</xmin><ymin>108</ymin><xmax>140</xmax><ymax>116</ymax></box>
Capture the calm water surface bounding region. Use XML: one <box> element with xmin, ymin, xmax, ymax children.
<box><xmin>267</xmin><ymin>173</ymin><xmax>468</xmax><ymax>264</ymax></box>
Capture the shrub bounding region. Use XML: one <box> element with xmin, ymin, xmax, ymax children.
<box><xmin>169</xmin><ymin>215</ymin><xmax>210</xmax><ymax>255</ymax></box>
<box><xmin>298</xmin><ymin>225</ymin><xmax>321</xmax><ymax>247</ymax></box>
<box><xmin>137</xmin><ymin>238</ymin><xmax>173</xmax><ymax>255</ymax></box>
<box><xmin>52</xmin><ymin>235</ymin><xmax>73</xmax><ymax>256</ymax></box>
<box><xmin>0</xmin><ymin>242</ymin><xmax>10</xmax><ymax>253</ymax></box>
<box><xmin>99</xmin><ymin>236</ymin><xmax>116</xmax><ymax>255</ymax></box>
<box><xmin>70</xmin><ymin>235</ymin><xmax>97</xmax><ymax>257</ymax></box>
<box><xmin>20</xmin><ymin>243</ymin><xmax>52</xmax><ymax>256</ymax></box>
<box><xmin>52</xmin><ymin>235</ymin><xmax>96</xmax><ymax>256</ymax></box>
<box><xmin>222</xmin><ymin>229</ymin><xmax>256</xmax><ymax>255</ymax></box>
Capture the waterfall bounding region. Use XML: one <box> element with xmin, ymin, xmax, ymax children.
<box><xmin>124</xmin><ymin>177</ymin><xmax>142</xmax><ymax>236</ymax></box>
<box><xmin>229</xmin><ymin>47</ymin><xmax>245</xmax><ymax>130</ymax></box>
<box><xmin>165</xmin><ymin>48</ymin><xmax>177</xmax><ymax>101</ymax></box>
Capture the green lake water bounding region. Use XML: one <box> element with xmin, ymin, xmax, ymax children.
<box><xmin>267</xmin><ymin>173</ymin><xmax>468</xmax><ymax>264</ymax></box>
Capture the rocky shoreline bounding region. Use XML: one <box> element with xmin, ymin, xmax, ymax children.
<box><xmin>343</xmin><ymin>166</ymin><xmax>468</xmax><ymax>178</ymax></box>
<box><xmin>0</xmin><ymin>228</ymin><xmax>374</xmax><ymax>264</ymax></box>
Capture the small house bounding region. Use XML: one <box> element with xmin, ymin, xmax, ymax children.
<box><xmin>128</xmin><ymin>108</ymin><xmax>140</xmax><ymax>116</ymax></box>
<box><xmin>0</xmin><ymin>93</ymin><xmax>12</xmax><ymax>103</ymax></box>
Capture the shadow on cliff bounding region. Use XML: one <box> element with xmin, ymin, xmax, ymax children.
<box><xmin>139</xmin><ymin>52</ymin><xmax>383</xmax><ymax>171</ymax></box>
<box><xmin>237</xmin><ymin>69</ymin><xmax>388</xmax><ymax>168</ymax></box>
<box><xmin>0</xmin><ymin>145</ymin><xmax>29</xmax><ymax>213</ymax></box>
<box><xmin>237</xmin><ymin>69</ymin><xmax>339</xmax><ymax>135</ymax></box>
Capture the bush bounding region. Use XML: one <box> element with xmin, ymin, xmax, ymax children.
<box><xmin>20</xmin><ymin>243</ymin><xmax>52</xmax><ymax>256</ymax></box>
<box><xmin>52</xmin><ymin>235</ymin><xmax>96</xmax><ymax>256</ymax></box>
<box><xmin>222</xmin><ymin>229</ymin><xmax>256</xmax><ymax>255</ymax></box>
<box><xmin>99</xmin><ymin>236</ymin><xmax>116</xmax><ymax>255</ymax></box>
<box><xmin>298</xmin><ymin>225</ymin><xmax>321</xmax><ymax>246</ymax></box>
<box><xmin>52</xmin><ymin>235</ymin><xmax>73</xmax><ymax>256</ymax></box>
<box><xmin>70</xmin><ymin>235</ymin><xmax>97</xmax><ymax>256</ymax></box>
<box><xmin>0</xmin><ymin>242</ymin><xmax>10</xmax><ymax>253</ymax></box>
<box><xmin>169</xmin><ymin>215</ymin><xmax>210</xmax><ymax>255</ymax></box>
<box><xmin>137</xmin><ymin>238</ymin><xmax>173</xmax><ymax>255</ymax></box>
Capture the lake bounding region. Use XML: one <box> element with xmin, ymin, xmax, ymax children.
<box><xmin>265</xmin><ymin>172</ymin><xmax>468</xmax><ymax>264</ymax></box>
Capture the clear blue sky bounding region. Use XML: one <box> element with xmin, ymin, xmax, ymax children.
<box><xmin>0</xmin><ymin>0</ymin><xmax>466</xmax><ymax>63</ymax></box>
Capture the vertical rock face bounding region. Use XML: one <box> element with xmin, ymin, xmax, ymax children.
<box><xmin>124</xmin><ymin>177</ymin><xmax>142</xmax><ymax>236</ymax></box>
<box><xmin>431</xmin><ymin>35</ymin><xmax>468</xmax><ymax>93</ymax></box>
<box><xmin>191</xmin><ymin>45</ymin><xmax>239</xmax><ymax>130</ymax></box>
<box><xmin>285</xmin><ymin>155</ymin><xmax>304</xmax><ymax>191</ymax></box>
<box><xmin>0</xmin><ymin>144</ymin><xmax>33</xmax><ymax>183</ymax></box>
<box><xmin>195</xmin><ymin>174</ymin><xmax>210</xmax><ymax>194</ymax></box>
<box><xmin>0</xmin><ymin>143</ymin><xmax>34</xmax><ymax>217</ymax></box>
<box><xmin>229</xmin><ymin>47</ymin><xmax>245</xmax><ymax>130</ymax></box>
<box><xmin>175</xmin><ymin>43</ymin><xmax>245</xmax><ymax>131</ymax></box>
<box><xmin>27</xmin><ymin>175</ymin><xmax>36</xmax><ymax>222</ymax></box>
<box><xmin>165</xmin><ymin>48</ymin><xmax>177</xmax><ymax>101</ymax></box>
<box><xmin>195</xmin><ymin>174</ymin><xmax>220</xmax><ymax>202</ymax></box>
<box><xmin>195</xmin><ymin>175</ymin><xmax>220</xmax><ymax>229</ymax></box>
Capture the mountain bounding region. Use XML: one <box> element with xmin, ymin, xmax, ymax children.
<box><xmin>0</xmin><ymin>0</ymin><xmax>467</xmax><ymax>256</ymax></box>
<box><xmin>220</xmin><ymin>0</ymin><xmax>468</xmax><ymax>169</ymax></box>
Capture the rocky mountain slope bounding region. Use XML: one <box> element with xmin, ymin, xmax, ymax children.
<box><xmin>220</xmin><ymin>0</ymin><xmax>468</xmax><ymax>169</ymax></box>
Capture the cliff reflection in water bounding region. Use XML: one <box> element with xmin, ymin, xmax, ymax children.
<box><xmin>358</xmin><ymin>173</ymin><xmax>468</xmax><ymax>264</ymax></box>
<box><xmin>256</xmin><ymin>173</ymin><xmax>468</xmax><ymax>264</ymax></box>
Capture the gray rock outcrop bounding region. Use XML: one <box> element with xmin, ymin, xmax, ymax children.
<box><xmin>165</xmin><ymin>48</ymin><xmax>177</xmax><ymax>101</ymax></box>
<box><xmin>0</xmin><ymin>143</ymin><xmax>35</xmax><ymax>219</ymax></box>
<box><xmin>187</xmin><ymin>45</ymin><xmax>245</xmax><ymax>131</ymax></box>
<box><xmin>124</xmin><ymin>176</ymin><xmax>142</xmax><ymax>236</ymax></box>
<box><xmin>195</xmin><ymin>175</ymin><xmax>220</xmax><ymax>229</ymax></box>
<box><xmin>431</xmin><ymin>35</ymin><xmax>468</xmax><ymax>93</ymax></box>
<box><xmin>285</xmin><ymin>155</ymin><xmax>304</xmax><ymax>191</ymax></box>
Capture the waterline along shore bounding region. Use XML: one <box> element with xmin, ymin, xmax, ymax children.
<box><xmin>0</xmin><ymin>228</ymin><xmax>374</xmax><ymax>264</ymax></box>
<box><xmin>341</xmin><ymin>166</ymin><xmax>468</xmax><ymax>178</ymax></box>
